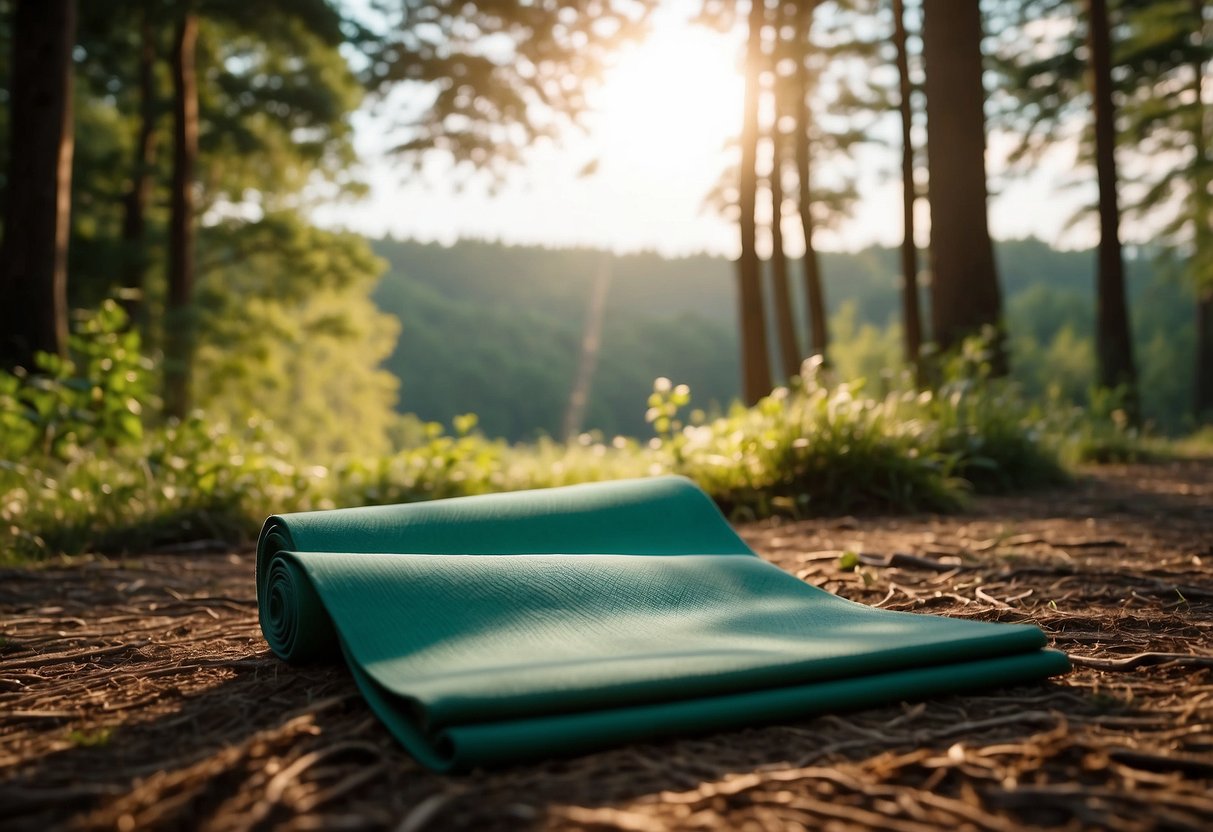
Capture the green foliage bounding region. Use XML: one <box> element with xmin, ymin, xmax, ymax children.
<box><xmin>0</xmin><ymin>307</ymin><xmax>320</xmax><ymax>561</ymax></box>
<box><xmin>1048</xmin><ymin>385</ymin><xmax>1148</xmax><ymax>465</ymax></box>
<box><xmin>919</xmin><ymin>331</ymin><xmax>1073</xmax><ymax>491</ymax></box>
<box><xmin>1</xmin><ymin>413</ymin><xmax>323</xmax><ymax>563</ymax></box>
<box><xmin>371</xmin><ymin>239</ymin><xmax>740</xmax><ymax>440</ymax></box>
<box><xmin>827</xmin><ymin>301</ymin><xmax>903</xmax><ymax>390</ymax></box>
<box><xmin>671</xmin><ymin>369</ymin><xmax>965</xmax><ymax>517</ymax></box>
<box><xmin>371</xmin><ymin>237</ymin><xmax>1200</xmax><ymax>438</ymax></box>
<box><xmin>3</xmin><ymin>315</ymin><xmax>1095</xmax><ymax>563</ymax></box>
<box><xmin>194</xmin><ymin>217</ymin><xmax>401</xmax><ymax>458</ymax></box>
<box><xmin>0</xmin><ymin>301</ymin><xmax>150</xmax><ymax>460</ymax></box>
<box><xmin>645</xmin><ymin>378</ymin><xmax>692</xmax><ymax>442</ymax></box>
<box><xmin>990</xmin><ymin>0</ymin><xmax>1211</xmax><ymax>284</ymax></box>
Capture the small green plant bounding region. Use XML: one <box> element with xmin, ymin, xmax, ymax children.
<box><xmin>1058</xmin><ymin>384</ymin><xmax>1151</xmax><ymax>464</ymax></box>
<box><xmin>837</xmin><ymin>551</ymin><xmax>861</xmax><ymax>572</ymax></box>
<box><xmin>0</xmin><ymin>300</ymin><xmax>150</xmax><ymax>460</ymax></box>
<box><xmin>645</xmin><ymin>377</ymin><xmax>691</xmax><ymax>443</ymax></box>
<box><xmin>67</xmin><ymin>727</ymin><xmax>113</xmax><ymax>748</ymax></box>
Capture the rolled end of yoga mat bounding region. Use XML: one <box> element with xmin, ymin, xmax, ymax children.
<box><xmin>255</xmin><ymin>476</ymin><xmax>748</xmax><ymax>665</ymax></box>
<box><xmin>259</xmin><ymin>549</ymin><xmax>341</xmax><ymax>663</ymax></box>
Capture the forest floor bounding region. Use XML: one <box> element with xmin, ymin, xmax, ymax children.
<box><xmin>2</xmin><ymin>459</ymin><xmax>1213</xmax><ymax>831</ymax></box>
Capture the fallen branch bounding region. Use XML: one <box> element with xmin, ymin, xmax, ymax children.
<box><xmin>1068</xmin><ymin>652</ymin><xmax>1213</xmax><ymax>671</ymax></box>
<box><xmin>0</xmin><ymin>640</ymin><xmax>149</xmax><ymax>670</ymax></box>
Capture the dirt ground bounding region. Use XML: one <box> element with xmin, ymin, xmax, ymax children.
<box><xmin>3</xmin><ymin>460</ymin><xmax>1213</xmax><ymax>831</ymax></box>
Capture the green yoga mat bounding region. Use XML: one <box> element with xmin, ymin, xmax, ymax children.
<box><xmin>257</xmin><ymin>476</ymin><xmax>1068</xmax><ymax>771</ymax></box>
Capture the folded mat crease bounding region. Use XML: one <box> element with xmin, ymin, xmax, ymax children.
<box><xmin>257</xmin><ymin>476</ymin><xmax>1068</xmax><ymax>771</ymax></box>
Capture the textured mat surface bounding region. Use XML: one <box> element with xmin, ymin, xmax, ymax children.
<box><xmin>257</xmin><ymin>476</ymin><xmax>1068</xmax><ymax>770</ymax></box>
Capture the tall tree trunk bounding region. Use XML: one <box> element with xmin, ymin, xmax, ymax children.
<box><xmin>0</xmin><ymin>0</ymin><xmax>76</xmax><ymax>370</ymax></box>
<box><xmin>921</xmin><ymin>0</ymin><xmax>1004</xmax><ymax>371</ymax></box>
<box><xmin>1086</xmin><ymin>0</ymin><xmax>1138</xmax><ymax>418</ymax></box>
<box><xmin>769</xmin><ymin>110</ymin><xmax>802</xmax><ymax>380</ymax></box>
<box><xmin>165</xmin><ymin>8</ymin><xmax>198</xmax><ymax>419</ymax></box>
<box><xmin>737</xmin><ymin>0</ymin><xmax>772</xmax><ymax>404</ymax></box>
<box><xmin>1192</xmin><ymin>0</ymin><xmax>1213</xmax><ymax>420</ymax></box>
<box><xmin>120</xmin><ymin>10</ymin><xmax>159</xmax><ymax>326</ymax></box>
<box><xmin>893</xmin><ymin>0</ymin><xmax>923</xmax><ymax>379</ymax></box>
<box><xmin>794</xmin><ymin>0</ymin><xmax>827</xmax><ymax>362</ymax></box>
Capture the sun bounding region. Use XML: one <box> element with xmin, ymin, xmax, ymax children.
<box><xmin>585</xmin><ymin>14</ymin><xmax>745</xmax><ymax>177</ymax></box>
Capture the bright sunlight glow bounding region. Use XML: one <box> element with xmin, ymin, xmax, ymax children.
<box><xmin>586</xmin><ymin>22</ymin><xmax>744</xmax><ymax>174</ymax></box>
<box><xmin>320</xmin><ymin>2</ymin><xmax>1093</xmax><ymax>255</ymax></box>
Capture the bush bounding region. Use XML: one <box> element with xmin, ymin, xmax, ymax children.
<box><xmin>0</xmin><ymin>301</ymin><xmax>149</xmax><ymax>460</ymax></box>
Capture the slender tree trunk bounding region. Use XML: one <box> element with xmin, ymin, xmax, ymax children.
<box><xmin>0</xmin><ymin>0</ymin><xmax>76</xmax><ymax>370</ymax></box>
<box><xmin>737</xmin><ymin>0</ymin><xmax>772</xmax><ymax>404</ymax></box>
<box><xmin>165</xmin><ymin>8</ymin><xmax>198</xmax><ymax>418</ymax></box>
<box><xmin>893</xmin><ymin>0</ymin><xmax>923</xmax><ymax>380</ymax></box>
<box><xmin>1191</xmin><ymin>0</ymin><xmax>1213</xmax><ymax>419</ymax></box>
<box><xmin>793</xmin><ymin>0</ymin><xmax>827</xmax><ymax>362</ymax></box>
<box><xmin>1086</xmin><ymin>0</ymin><xmax>1138</xmax><ymax>419</ymax></box>
<box><xmin>769</xmin><ymin>111</ymin><xmax>802</xmax><ymax>380</ymax></box>
<box><xmin>120</xmin><ymin>10</ymin><xmax>159</xmax><ymax>326</ymax></box>
<box><xmin>921</xmin><ymin>0</ymin><xmax>1004</xmax><ymax>371</ymax></box>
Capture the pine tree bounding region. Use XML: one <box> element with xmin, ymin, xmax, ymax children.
<box><xmin>1113</xmin><ymin>0</ymin><xmax>1211</xmax><ymax>418</ymax></box>
<box><xmin>993</xmin><ymin>0</ymin><xmax>1138</xmax><ymax>405</ymax></box>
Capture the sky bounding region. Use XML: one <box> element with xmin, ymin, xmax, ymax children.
<box><xmin>316</xmin><ymin>1</ymin><xmax>1100</xmax><ymax>258</ymax></box>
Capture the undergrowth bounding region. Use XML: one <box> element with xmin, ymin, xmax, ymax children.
<box><xmin>0</xmin><ymin>303</ymin><xmax>1156</xmax><ymax>562</ymax></box>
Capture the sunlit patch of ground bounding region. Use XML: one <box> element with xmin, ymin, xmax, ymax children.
<box><xmin>2</xmin><ymin>460</ymin><xmax>1211</xmax><ymax>830</ymax></box>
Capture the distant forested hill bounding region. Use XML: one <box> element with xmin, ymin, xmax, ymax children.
<box><xmin>371</xmin><ymin>238</ymin><xmax>1195</xmax><ymax>440</ymax></box>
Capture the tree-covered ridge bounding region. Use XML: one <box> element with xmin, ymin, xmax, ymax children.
<box><xmin>371</xmin><ymin>236</ymin><xmax>1195</xmax><ymax>441</ymax></box>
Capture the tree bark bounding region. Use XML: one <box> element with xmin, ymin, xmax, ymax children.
<box><xmin>1191</xmin><ymin>0</ymin><xmax>1213</xmax><ymax>420</ymax></box>
<box><xmin>737</xmin><ymin>0</ymin><xmax>772</xmax><ymax>404</ymax></box>
<box><xmin>0</xmin><ymin>0</ymin><xmax>77</xmax><ymax>370</ymax></box>
<box><xmin>120</xmin><ymin>10</ymin><xmax>159</xmax><ymax>326</ymax></box>
<box><xmin>769</xmin><ymin>106</ymin><xmax>802</xmax><ymax>380</ymax></box>
<box><xmin>1086</xmin><ymin>0</ymin><xmax>1138</xmax><ymax>418</ymax></box>
<box><xmin>793</xmin><ymin>0</ymin><xmax>827</xmax><ymax>362</ymax></box>
<box><xmin>921</xmin><ymin>0</ymin><xmax>1004</xmax><ymax>370</ymax></box>
<box><xmin>893</xmin><ymin>0</ymin><xmax>923</xmax><ymax>379</ymax></box>
<box><xmin>165</xmin><ymin>8</ymin><xmax>198</xmax><ymax>418</ymax></box>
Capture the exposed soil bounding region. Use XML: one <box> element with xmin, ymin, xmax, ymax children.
<box><xmin>3</xmin><ymin>460</ymin><xmax>1213</xmax><ymax>831</ymax></box>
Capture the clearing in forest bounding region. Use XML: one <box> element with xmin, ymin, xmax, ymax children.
<box><xmin>2</xmin><ymin>460</ymin><xmax>1212</xmax><ymax>830</ymax></box>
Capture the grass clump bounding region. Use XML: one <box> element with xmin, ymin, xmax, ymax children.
<box><xmin>671</xmin><ymin>376</ymin><xmax>964</xmax><ymax>517</ymax></box>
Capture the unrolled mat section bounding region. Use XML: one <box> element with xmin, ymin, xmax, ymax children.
<box><xmin>257</xmin><ymin>476</ymin><xmax>1069</xmax><ymax>771</ymax></box>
